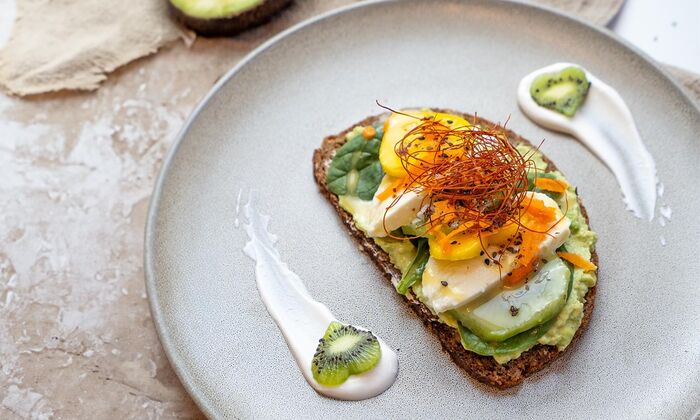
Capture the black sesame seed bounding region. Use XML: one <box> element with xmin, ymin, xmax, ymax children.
<box><xmin>441</xmin><ymin>281</ymin><xmax>448</xmax><ymax>287</ymax></box>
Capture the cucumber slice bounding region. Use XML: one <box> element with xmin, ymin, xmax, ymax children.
<box><xmin>450</xmin><ymin>258</ymin><xmax>570</xmax><ymax>342</ymax></box>
<box><xmin>457</xmin><ymin>318</ymin><xmax>555</xmax><ymax>357</ymax></box>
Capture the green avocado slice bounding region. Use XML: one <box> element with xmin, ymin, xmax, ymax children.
<box><xmin>170</xmin><ymin>0</ymin><xmax>264</xmax><ymax>19</ymax></box>
<box><xmin>450</xmin><ymin>258</ymin><xmax>571</xmax><ymax>342</ymax></box>
<box><xmin>168</xmin><ymin>0</ymin><xmax>292</xmax><ymax>36</ymax></box>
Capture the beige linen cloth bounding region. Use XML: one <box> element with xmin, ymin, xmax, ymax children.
<box><xmin>0</xmin><ymin>0</ymin><xmax>698</xmax><ymax>101</ymax></box>
<box><xmin>0</xmin><ymin>0</ymin><xmax>185</xmax><ymax>95</ymax></box>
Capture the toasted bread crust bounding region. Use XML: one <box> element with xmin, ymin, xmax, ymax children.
<box><xmin>312</xmin><ymin>111</ymin><xmax>597</xmax><ymax>389</ymax></box>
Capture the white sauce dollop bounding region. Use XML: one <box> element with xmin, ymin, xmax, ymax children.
<box><xmin>517</xmin><ymin>62</ymin><xmax>658</xmax><ymax>221</ymax></box>
<box><xmin>240</xmin><ymin>195</ymin><xmax>398</xmax><ymax>400</ymax></box>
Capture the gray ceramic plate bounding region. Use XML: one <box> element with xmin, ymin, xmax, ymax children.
<box><xmin>145</xmin><ymin>1</ymin><xmax>700</xmax><ymax>418</ymax></box>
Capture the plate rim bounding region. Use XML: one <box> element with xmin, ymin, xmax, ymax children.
<box><xmin>143</xmin><ymin>0</ymin><xmax>700</xmax><ymax>417</ymax></box>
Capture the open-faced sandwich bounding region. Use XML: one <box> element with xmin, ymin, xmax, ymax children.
<box><xmin>313</xmin><ymin>108</ymin><xmax>598</xmax><ymax>388</ymax></box>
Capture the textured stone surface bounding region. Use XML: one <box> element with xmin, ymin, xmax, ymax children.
<box><xmin>0</xmin><ymin>2</ymin><xmax>364</xmax><ymax>417</ymax></box>
<box><xmin>4</xmin><ymin>0</ymin><xmax>698</xmax><ymax>419</ymax></box>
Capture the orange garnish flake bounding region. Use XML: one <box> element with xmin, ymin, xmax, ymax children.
<box><xmin>503</xmin><ymin>196</ymin><xmax>558</xmax><ymax>286</ymax></box>
<box><xmin>504</xmin><ymin>259</ymin><xmax>537</xmax><ymax>286</ymax></box>
<box><xmin>362</xmin><ymin>125</ymin><xmax>377</xmax><ymax>139</ymax></box>
<box><xmin>376</xmin><ymin>177</ymin><xmax>407</xmax><ymax>201</ymax></box>
<box><xmin>534</xmin><ymin>177</ymin><xmax>568</xmax><ymax>193</ymax></box>
<box><xmin>557</xmin><ymin>251</ymin><xmax>597</xmax><ymax>271</ymax></box>
<box><xmin>503</xmin><ymin>228</ymin><xmax>544</xmax><ymax>286</ymax></box>
<box><xmin>521</xmin><ymin>196</ymin><xmax>557</xmax><ymax>220</ymax></box>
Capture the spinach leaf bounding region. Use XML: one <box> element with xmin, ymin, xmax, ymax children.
<box><xmin>396</xmin><ymin>238</ymin><xmax>429</xmax><ymax>294</ymax></box>
<box><xmin>457</xmin><ymin>318</ymin><xmax>555</xmax><ymax>356</ymax></box>
<box><xmin>356</xmin><ymin>161</ymin><xmax>383</xmax><ymax>199</ymax></box>
<box><xmin>326</xmin><ymin>127</ymin><xmax>384</xmax><ymax>200</ymax></box>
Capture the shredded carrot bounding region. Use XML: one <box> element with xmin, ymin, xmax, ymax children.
<box><xmin>503</xmin><ymin>196</ymin><xmax>561</xmax><ymax>286</ymax></box>
<box><xmin>504</xmin><ymin>259</ymin><xmax>536</xmax><ymax>286</ymax></box>
<box><xmin>503</xmin><ymin>228</ymin><xmax>544</xmax><ymax>286</ymax></box>
<box><xmin>376</xmin><ymin>177</ymin><xmax>406</xmax><ymax>201</ymax></box>
<box><xmin>521</xmin><ymin>197</ymin><xmax>557</xmax><ymax>220</ymax></box>
<box><xmin>557</xmin><ymin>251</ymin><xmax>597</xmax><ymax>271</ymax></box>
<box><xmin>534</xmin><ymin>177</ymin><xmax>568</xmax><ymax>193</ymax></box>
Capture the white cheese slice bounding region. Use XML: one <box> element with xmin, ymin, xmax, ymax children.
<box><xmin>338</xmin><ymin>175</ymin><xmax>426</xmax><ymax>238</ymax></box>
<box><xmin>421</xmin><ymin>250</ymin><xmax>516</xmax><ymax>313</ymax></box>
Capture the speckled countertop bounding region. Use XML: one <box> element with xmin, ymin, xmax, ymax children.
<box><xmin>0</xmin><ymin>43</ymin><xmax>225</xmax><ymax>420</ymax></box>
<box><xmin>0</xmin><ymin>2</ymin><xmax>363</xmax><ymax>417</ymax></box>
<box><xmin>0</xmin><ymin>1</ymin><xmax>696</xmax><ymax>419</ymax></box>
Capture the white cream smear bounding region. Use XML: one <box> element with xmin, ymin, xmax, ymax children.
<box><xmin>518</xmin><ymin>62</ymin><xmax>658</xmax><ymax>221</ymax></box>
<box><xmin>240</xmin><ymin>195</ymin><xmax>398</xmax><ymax>400</ymax></box>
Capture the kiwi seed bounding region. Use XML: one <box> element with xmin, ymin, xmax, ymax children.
<box><xmin>530</xmin><ymin>66</ymin><xmax>590</xmax><ymax>117</ymax></box>
<box><xmin>311</xmin><ymin>321</ymin><xmax>381</xmax><ymax>387</ymax></box>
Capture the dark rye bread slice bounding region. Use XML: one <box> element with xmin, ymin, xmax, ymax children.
<box><xmin>312</xmin><ymin>110</ymin><xmax>598</xmax><ymax>389</ymax></box>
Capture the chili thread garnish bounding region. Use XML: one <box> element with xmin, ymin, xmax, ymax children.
<box><xmin>375</xmin><ymin>104</ymin><xmax>569</xmax><ymax>278</ymax></box>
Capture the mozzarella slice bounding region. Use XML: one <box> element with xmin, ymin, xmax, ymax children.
<box><xmin>421</xmin><ymin>250</ymin><xmax>516</xmax><ymax>313</ymax></box>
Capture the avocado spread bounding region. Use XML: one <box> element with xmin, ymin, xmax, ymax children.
<box><xmin>336</xmin><ymin>125</ymin><xmax>597</xmax><ymax>364</ymax></box>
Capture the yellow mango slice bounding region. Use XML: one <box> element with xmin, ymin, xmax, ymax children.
<box><xmin>484</xmin><ymin>222</ymin><xmax>519</xmax><ymax>246</ymax></box>
<box><xmin>379</xmin><ymin>111</ymin><xmax>470</xmax><ymax>177</ymax></box>
<box><xmin>429</xmin><ymin>231</ymin><xmax>482</xmax><ymax>261</ymax></box>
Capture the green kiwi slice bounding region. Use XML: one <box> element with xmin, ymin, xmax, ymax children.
<box><xmin>530</xmin><ymin>66</ymin><xmax>591</xmax><ymax>117</ymax></box>
<box><xmin>311</xmin><ymin>321</ymin><xmax>381</xmax><ymax>387</ymax></box>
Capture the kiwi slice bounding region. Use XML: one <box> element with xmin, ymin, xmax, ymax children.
<box><xmin>168</xmin><ymin>0</ymin><xmax>293</xmax><ymax>37</ymax></box>
<box><xmin>530</xmin><ymin>66</ymin><xmax>591</xmax><ymax>117</ymax></box>
<box><xmin>311</xmin><ymin>321</ymin><xmax>381</xmax><ymax>387</ymax></box>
